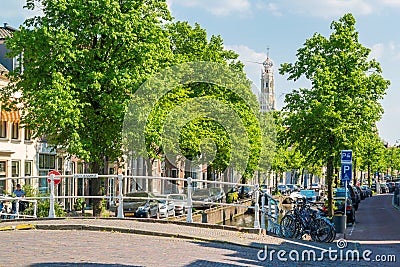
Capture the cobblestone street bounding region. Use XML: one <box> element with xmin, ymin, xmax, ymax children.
<box><xmin>1</xmin><ymin>218</ymin><xmax>397</xmax><ymax>266</ymax></box>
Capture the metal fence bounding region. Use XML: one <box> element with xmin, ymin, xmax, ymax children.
<box><xmin>0</xmin><ymin>174</ymin><xmax>261</xmax><ymax>229</ymax></box>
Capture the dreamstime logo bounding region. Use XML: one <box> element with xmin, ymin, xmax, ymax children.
<box><xmin>122</xmin><ymin>61</ymin><xmax>275</xmax><ymax>178</ymax></box>
<box><xmin>257</xmin><ymin>239</ymin><xmax>397</xmax><ymax>263</ymax></box>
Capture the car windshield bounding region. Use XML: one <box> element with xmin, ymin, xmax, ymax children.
<box><xmin>278</xmin><ymin>185</ymin><xmax>286</xmax><ymax>188</ymax></box>
<box><xmin>124</xmin><ymin>192</ymin><xmax>153</xmax><ymax>202</ymax></box>
<box><xmin>210</xmin><ymin>188</ymin><xmax>222</xmax><ymax>195</ymax></box>
<box><xmin>168</xmin><ymin>194</ymin><xmax>185</xmax><ymax>200</ymax></box>
<box><xmin>286</xmin><ymin>185</ymin><xmax>294</xmax><ymax>188</ymax></box>
<box><xmin>193</xmin><ymin>189</ymin><xmax>210</xmax><ymax>197</ymax></box>
<box><xmin>300</xmin><ymin>190</ymin><xmax>315</xmax><ymax>197</ymax></box>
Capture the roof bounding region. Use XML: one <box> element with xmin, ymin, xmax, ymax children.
<box><xmin>0</xmin><ymin>24</ymin><xmax>16</xmax><ymax>40</ymax></box>
<box><xmin>0</xmin><ymin>63</ymin><xmax>8</xmax><ymax>74</ymax></box>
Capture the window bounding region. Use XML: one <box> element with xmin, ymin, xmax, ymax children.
<box><xmin>57</xmin><ymin>157</ymin><xmax>63</xmax><ymax>172</ymax></box>
<box><xmin>39</xmin><ymin>154</ymin><xmax>56</xmax><ymax>169</ymax></box>
<box><xmin>0</xmin><ymin>161</ymin><xmax>5</xmax><ymax>194</ymax></box>
<box><xmin>11</xmin><ymin>122</ymin><xmax>19</xmax><ymax>139</ymax></box>
<box><xmin>24</xmin><ymin>128</ymin><xmax>32</xmax><ymax>140</ymax></box>
<box><xmin>25</xmin><ymin>161</ymin><xmax>32</xmax><ymax>176</ymax></box>
<box><xmin>12</xmin><ymin>161</ymin><xmax>20</xmax><ymax>177</ymax></box>
<box><xmin>0</xmin><ymin>121</ymin><xmax>6</xmax><ymax>138</ymax></box>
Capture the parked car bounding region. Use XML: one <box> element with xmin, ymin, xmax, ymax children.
<box><xmin>192</xmin><ymin>189</ymin><xmax>211</xmax><ymax>208</ymax></box>
<box><xmin>310</xmin><ymin>183</ymin><xmax>321</xmax><ymax>191</ymax></box>
<box><xmin>395</xmin><ymin>181</ymin><xmax>400</xmax><ymax>189</ymax></box>
<box><xmin>110</xmin><ymin>191</ymin><xmax>157</xmax><ymax>217</ymax></box>
<box><xmin>334</xmin><ymin>186</ymin><xmax>359</xmax><ymax>211</ymax></box>
<box><xmin>299</xmin><ymin>189</ymin><xmax>317</xmax><ymax>202</ymax></box>
<box><xmin>350</xmin><ymin>185</ymin><xmax>361</xmax><ymax>210</ymax></box>
<box><xmin>354</xmin><ymin>185</ymin><xmax>364</xmax><ymax>200</ymax></box>
<box><xmin>277</xmin><ymin>185</ymin><xmax>288</xmax><ymax>195</ymax></box>
<box><xmin>167</xmin><ymin>194</ymin><xmax>187</xmax><ymax>215</ymax></box>
<box><xmin>209</xmin><ymin>187</ymin><xmax>225</xmax><ymax>202</ymax></box>
<box><xmin>386</xmin><ymin>182</ymin><xmax>396</xmax><ymax>193</ymax></box>
<box><xmin>360</xmin><ymin>185</ymin><xmax>372</xmax><ymax>197</ymax></box>
<box><xmin>237</xmin><ymin>186</ymin><xmax>254</xmax><ymax>199</ymax></box>
<box><xmin>380</xmin><ymin>183</ymin><xmax>389</xmax><ymax>194</ymax></box>
<box><xmin>333</xmin><ymin>196</ymin><xmax>356</xmax><ymax>225</ymax></box>
<box><xmin>286</xmin><ymin>184</ymin><xmax>299</xmax><ymax>193</ymax></box>
<box><xmin>134</xmin><ymin>199</ymin><xmax>160</xmax><ymax>218</ymax></box>
<box><xmin>157</xmin><ymin>198</ymin><xmax>175</xmax><ymax>218</ymax></box>
<box><xmin>371</xmin><ymin>183</ymin><xmax>376</xmax><ymax>192</ymax></box>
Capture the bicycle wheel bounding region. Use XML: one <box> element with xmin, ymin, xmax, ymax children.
<box><xmin>280</xmin><ymin>214</ymin><xmax>297</xmax><ymax>238</ymax></box>
<box><xmin>310</xmin><ymin>217</ymin><xmax>332</xmax><ymax>242</ymax></box>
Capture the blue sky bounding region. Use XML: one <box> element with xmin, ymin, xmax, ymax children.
<box><xmin>2</xmin><ymin>0</ymin><xmax>400</xmax><ymax>145</ymax></box>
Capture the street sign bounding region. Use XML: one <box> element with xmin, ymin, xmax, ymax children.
<box><xmin>47</xmin><ymin>170</ymin><xmax>62</xmax><ymax>185</ymax></box>
<box><xmin>73</xmin><ymin>173</ymin><xmax>99</xmax><ymax>179</ymax></box>
<box><xmin>341</xmin><ymin>150</ymin><xmax>353</xmax><ymax>163</ymax></box>
<box><xmin>341</xmin><ymin>163</ymin><xmax>352</xmax><ymax>182</ymax></box>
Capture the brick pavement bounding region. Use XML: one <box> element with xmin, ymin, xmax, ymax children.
<box><xmin>0</xmin><ymin>218</ymin><xmax>394</xmax><ymax>266</ymax></box>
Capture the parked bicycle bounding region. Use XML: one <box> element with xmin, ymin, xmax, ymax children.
<box><xmin>280</xmin><ymin>198</ymin><xmax>335</xmax><ymax>243</ymax></box>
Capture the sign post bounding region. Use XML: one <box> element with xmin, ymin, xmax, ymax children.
<box><xmin>47</xmin><ymin>170</ymin><xmax>61</xmax><ymax>218</ymax></box>
<box><xmin>340</xmin><ymin>150</ymin><xmax>353</xmax><ymax>236</ymax></box>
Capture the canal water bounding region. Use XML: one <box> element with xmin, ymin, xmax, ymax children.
<box><xmin>221</xmin><ymin>213</ymin><xmax>255</xmax><ymax>228</ymax></box>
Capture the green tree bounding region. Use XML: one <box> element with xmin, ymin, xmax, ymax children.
<box><xmin>279</xmin><ymin>14</ymin><xmax>389</xmax><ymax>216</ymax></box>
<box><xmin>358</xmin><ymin>132</ymin><xmax>386</xmax><ymax>186</ymax></box>
<box><xmin>123</xmin><ymin>22</ymin><xmax>272</xmax><ymax>185</ymax></box>
<box><xmin>3</xmin><ymin>0</ymin><xmax>172</xmax><ymax>216</ymax></box>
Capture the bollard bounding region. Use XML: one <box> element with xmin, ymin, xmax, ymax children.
<box><xmin>186</xmin><ymin>177</ymin><xmax>193</xmax><ymax>223</ymax></box>
<box><xmin>260</xmin><ymin>192</ymin><xmax>266</xmax><ymax>232</ymax></box>
<box><xmin>267</xmin><ymin>194</ymin><xmax>272</xmax><ymax>233</ymax></box>
<box><xmin>117</xmin><ymin>174</ymin><xmax>124</xmax><ymax>218</ymax></box>
<box><xmin>15</xmin><ymin>199</ymin><xmax>19</xmax><ymax>219</ymax></box>
<box><xmin>48</xmin><ymin>174</ymin><xmax>56</xmax><ymax>218</ymax></box>
<box><xmin>33</xmin><ymin>200</ymin><xmax>37</xmax><ymax>218</ymax></box>
<box><xmin>254</xmin><ymin>184</ymin><xmax>260</xmax><ymax>229</ymax></box>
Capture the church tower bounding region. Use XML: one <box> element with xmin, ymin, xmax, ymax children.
<box><xmin>259</xmin><ymin>51</ymin><xmax>276</xmax><ymax>112</ymax></box>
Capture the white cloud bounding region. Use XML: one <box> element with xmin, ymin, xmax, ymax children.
<box><xmin>370</xmin><ymin>43</ymin><xmax>385</xmax><ymax>60</ymax></box>
<box><xmin>168</xmin><ymin>0</ymin><xmax>251</xmax><ymax>16</ymax></box>
<box><xmin>382</xmin><ymin>0</ymin><xmax>400</xmax><ymax>7</ymax></box>
<box><xmin>266</xmin><ymin>0</ymin><xmax>374</xmax><ymax>19</ymax></box>
<box><xmin>225</xmin><ymin>44</ymin><xmax>268</xmax><ymax>92</ymax></box>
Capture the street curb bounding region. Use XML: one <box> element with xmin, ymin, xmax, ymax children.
<box><xmin>2</xmin><ymin>217</ymin><xmax>260</xmax><ymax>234</ymax></box>
<box><xmin>391</xmin><ymin>195</ymin><xmax>400</xmax><ymax>211</ymax></box>
<box><xmin>0</xmin><ymin>223</ymin><xmax>35</xmax><ymax>231</ymax></box>
<box><xmin>33</xmin><ymin>223</ymin><xmax>267</xmax><ymax>250</ymax></box>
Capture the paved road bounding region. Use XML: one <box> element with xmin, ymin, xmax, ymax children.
<box><xmin>0</xmin><ymin>230</ymin><xmax>391</xmax><ymax>267</ymax></box>
<box><xmin>345</xmin><ymin>193</ymin><xmax>400</xmax><ymax>266</ymax></box>
<box><xmin>0</xmin><ymin>194</ymin><xmax>399</xmax><ymax>267</ymax></box>
<box><xmin>348</xmin><ymin>194</ymin><xmax>400</xmax><ymax>241</ymax></box>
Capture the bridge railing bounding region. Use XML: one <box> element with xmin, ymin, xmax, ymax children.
<box><xmin>0</xmin><ymin>174</ymin><xmax>261</xmax><ymax>229</ymax></box>
<box><xmin>0</xmin><ymin>195</ymin><xmax>37</xmax><ymax>219</ymax></box>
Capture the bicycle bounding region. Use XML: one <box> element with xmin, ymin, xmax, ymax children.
<box><xmin>280</xmin><ymin>198</ymin><xmax>335</xmax><ymax>243</ymax></box>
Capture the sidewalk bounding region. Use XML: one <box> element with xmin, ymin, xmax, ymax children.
<box><xmin>0</xmin><ymin>217</ymin><xmax>340</xmax><ymax>252</ymax></box>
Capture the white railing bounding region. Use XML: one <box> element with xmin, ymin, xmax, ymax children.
<box><xmin>0</xmin><ymin>174</ymin><xmax>261</xmax><ymax>228</ymax></box>
<box><xmin>0</xmin><ymin>195</ymin><xmax>37</xmax><ymax>219</ymax></box>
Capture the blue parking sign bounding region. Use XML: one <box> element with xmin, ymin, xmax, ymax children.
<box><xmin>341</xmin><ymin>163</ymin><xmax>352</xmax><ymax>182</ymax></box>
<box><xmin>341</xmin><ymin>150</ymin><xmax>352</xmax><ymax>163</ymax></box>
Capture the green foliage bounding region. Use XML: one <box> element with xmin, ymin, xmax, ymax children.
<box><xmin>279</xmin><ymin>14</ymin><xmax>390</xmax><ymax>216</ymax></box>
<box><xmin>226</xmin><ymin>191</ymin><xmax>238</xmax><ymax>203</ymax></box>
<box><xmin>4</xmin><ymin>0</ymin><xmax>172</xmax><ymax>165</ymax></box>
<box><xmin>73</xmin><ymin>198</ymin><xmax>86</xmax><ymax>211</ymax></box>
<box><xmin>22</xmin><ymin>185</ymin><xmax>65</xmax><ymax>218</ymax></box>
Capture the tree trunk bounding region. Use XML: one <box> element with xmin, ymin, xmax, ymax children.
<box><xmin>353</xmin><ymin>157</ymin><xmax>357</xmax><ymax>185</ymax></box>
<box><xmin>300</xmin><ymin>168</ymin><xmax>304</xmax><ymax>187</ymax></box>
<box><xmin>91</xmin><ymin>161</ymin><xmax>103</xmax><ymax>217</ymax></box>
<box><xmin>145</xmin><ymin>158</ymin><xmax>153</xmax><ymax>192</ymax></box>
<box><xmin>326</xmin><ymin>155</ymin><xmax>334</xmax><ymax>217</ymax></box>
<box><xmin>368</xmin><ymin>163</ymin><xmax>371</xmax><ymax>187</ymax></box>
